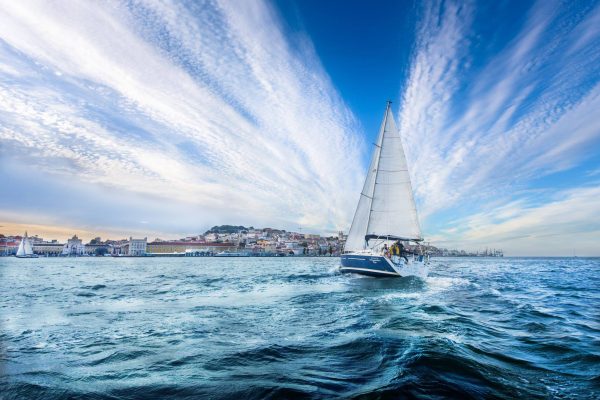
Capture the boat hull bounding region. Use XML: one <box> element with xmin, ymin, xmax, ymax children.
<box><xmin>340</xmin><ymin>254</ymin><xmax>401</xmax><ymax>277</ymax></box>
<box><xmin>340</xmin><ymin>254</ymin><xmax>428</xmax><ymax>278</ymax></box>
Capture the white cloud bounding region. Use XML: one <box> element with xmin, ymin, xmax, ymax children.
<box><xmin>398</xmin><ymin>0</ymin><xmax>600</xmax><ymax>250</ymax></box>
<box><xmin>430</xmin><ymin>186</ymin><xmax>600</xmax><ymax>256</ymax></box>
<box><xmin>0</xmin><ymin>0</ymin><xmax>365</xmax><ymax>233</ymax></box>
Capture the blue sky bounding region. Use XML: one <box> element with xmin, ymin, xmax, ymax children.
<box><xmin>0</xmin><ymin>0</ymin><xmax>599</xmax><ymax>255</ymax></box>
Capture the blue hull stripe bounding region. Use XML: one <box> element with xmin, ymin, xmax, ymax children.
<box><xmin>339</xmin><ymin>267</ymin><xmax>400</xmax><ymax>277</ymax></box>
<box><xmin>340</xmin><ymin>254</ymin><xmax>400</xmax><ymax>277</ymax></box>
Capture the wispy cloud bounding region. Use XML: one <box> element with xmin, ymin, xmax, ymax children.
<box><xmin>0</xmin><ymin>0</ymin><xmax>365</xmax><ymax>234</ymax></box>
<box><xmin>429</xmin><ymin>186</ymin><xmax>600</xmax><ymax>256</ymax></box>
<box><xmin>399</xmin><ymin>0</ymin><xmax>600</xmax><ymax>252</ymax></box>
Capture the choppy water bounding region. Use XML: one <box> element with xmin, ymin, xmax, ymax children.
<box><xmin>0</xmin><ymin>257</ymin><xmax>599</xmax><ymax>399</ymax></box>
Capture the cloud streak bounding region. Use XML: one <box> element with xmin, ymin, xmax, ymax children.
<box><xmin>399</xmin><ymin>0</ymin><xmax>600</xmax><ymax>254</ymax></box>
<box><xmin>429</xmin><ymin>186</ymin><xmax>600</xmax><ymax>256</ymax></box>
<box><xmin>0</xmin><ymin>0</ymin><xmax>365</xmax><ymax>234</ymax></box>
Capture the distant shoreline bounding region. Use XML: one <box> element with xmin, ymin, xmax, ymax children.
<box><xmin>1</xmin><ymin>255</ymin><xmax>597</xmax><ymax>259</ymax></box>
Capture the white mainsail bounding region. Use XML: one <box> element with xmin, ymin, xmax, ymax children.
<box><xmin>24</xmin><ymin>236</ymin><xmax>34</xmax><ymax>255</ymax></box>
<box><xmin>345</xmin><ymin>102</ymin><xmax>422</xmax><ymax>252</ymax></box>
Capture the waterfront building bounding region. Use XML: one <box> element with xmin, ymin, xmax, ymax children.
<box><xmin>84</xmin><ymin>243</ymin><xmax>111</xmax><ymax>256</ymax></box>
<box><xmin>245</xmin><ymin>244</ymin><xmax>265</xmax><ymax>255</ymax></box>
<box><xmin>147</xmin><ymin>241</ymin><xmax>237</xmax><ymax>254</ymax></box>
<box><xmin>109</xmin><ymin>238</ymin><xmax>147</xmax><ymax>256</ymax></box>
<box><xmin>284</xmin><ymin>241</ymin><xmax>304</xmax><ymax>255</ymax></box>
<box><xmin>111</xmin><ymin>241</ymin><xmax>128</xmax><ymax>255</ymax></box>
<box><xmin>62</xmin><ymin>235</ymin><xmax>85</xmax><ymax>256</ymax></box>
<box><xmin>0</xmin><ymin>240</ymin><xmax>19</xmax><ymax>255</ymax></box>
<box><xmin>34</xmin><ymin>242</ymin><xmax>65</xmax><ymax>256</ymax></box>
<box><xmin>127</xmin><ymin>237</ymin><xmax>147</xmax><ymax>256</ymax></box>
<box><xmin>259</xmin><ymin>242</ymin><xmax>277</xmax><ymax>254</ymax></box>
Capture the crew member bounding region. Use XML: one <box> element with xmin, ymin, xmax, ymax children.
<box><xmin>389</xmin><ymin>242</ymin><xmax>400</xmax><ymax>264</ymax></box>
<box><xmin>397</xmin><ymin>241</ymin><xmax>409</xmax><ymax>263</ymax></box>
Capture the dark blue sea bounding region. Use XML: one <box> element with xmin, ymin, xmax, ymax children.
<box><xmin>0</xmin><ymin>257</ymin><xmax>599</xmax><ymax>399</ymax></box>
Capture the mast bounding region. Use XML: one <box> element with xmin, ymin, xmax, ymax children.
<box><xmin>365</xmin><ymin>101</ymin><xmax>391</xmax><ymax>237</ymax></box>
<box><xmin>344</xmin><ymin>103</ymin><xmax>389</xmax><ymax>251</ymax></box>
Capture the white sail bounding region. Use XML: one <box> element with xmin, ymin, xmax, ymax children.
<box><xmin>16</xmin><ymin>237</ymin><xmax>26</xmax><ymax>256</ymax></box>
<box><xmin>344</xmin><ymin>110</ymin><xmax>385</xmax><ymax>251</ymax></box>
<box><xmin>345</xmin><ymin>102</ymin><xmax>422</xmax><ymax>252</ymax></box>
<box><xmin>24</xmin><ymin>237</ymin><xmax>34</xmax><ymax>255</ymax></box>
<box><xmin>16</xmin><ymin>232</ymin><xmax>34</xmax><ymax>256</ymax></box>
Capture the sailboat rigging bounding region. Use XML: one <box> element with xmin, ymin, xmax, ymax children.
<box><xmin>15</xmin><ymin>231</ymin><xmax>39</xmax><ymax>258</ymax></box>
<box><xmin>340</xmin><ymin>101</ymin><xmax>428</xmax><ymax>277</ymax></box>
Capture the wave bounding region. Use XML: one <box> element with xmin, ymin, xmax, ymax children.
<box><xmin>85</xmin><ymin>350</ymin><xmax>156</xmax><ymax>367</ymax></box>
<box><xmin>1</xmin><ymin>257</ymin><xmax>598</xmax><ymax>398</ymax></box>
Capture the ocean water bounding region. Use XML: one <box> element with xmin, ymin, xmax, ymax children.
<box><xmin>0</xmin><ymin>257</ymin><xmax>598</xmax><ymax>399</ymax></box>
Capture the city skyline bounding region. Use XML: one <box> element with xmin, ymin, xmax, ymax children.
<box><xmin>1</xmin><ymin>1</ymin><xmax>600</xmax><ymax>255</ymax></box>
<box><xmin>1</xmin><ymin>226</ymin><xmax>503</xmax><ymax>259</ymax></box>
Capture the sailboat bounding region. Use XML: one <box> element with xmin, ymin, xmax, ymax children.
<box><xmin>15</xmin><ymin>231</ymin><xmax>39</xmax><ymax>258</ymax></box>
<box><xmin>341</xmin><ymin>101</ymin><xmax>428</xmax><ymax>278</ymax></box>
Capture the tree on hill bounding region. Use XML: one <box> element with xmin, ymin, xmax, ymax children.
<box><xmin>95</xmin><ymin>247</ymin><xmax>108</xmax><ymax>256</ymax></box>
<box><xmin>204</xmin><ymin>225</ymin><xmax>254</xmax><ymax>235</ymax></box>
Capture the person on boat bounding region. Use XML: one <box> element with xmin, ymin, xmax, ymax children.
<box><xmin>389</xmin><ymin>242</ymin><xmax>400</xmax><ymax>264</ymax></box>
<box><xmin>397</xmin><ymin>241</ymin><xmax>409</xmax><ymax>263</ymax></box>
<box><xmin>382</xmin><ymin>243</ymin><xmax>389</xmax><ymax>257</ymax></box>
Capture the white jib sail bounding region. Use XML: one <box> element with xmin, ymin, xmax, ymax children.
<box><xmin>16</xmin><ymin>235</ymin><xmax>26</xmax><ymax>256</ymax></box>
<box><xmin>344</xmin><ymin>102</ymin><xmax>422</xmax><ymax>252</ymax></box>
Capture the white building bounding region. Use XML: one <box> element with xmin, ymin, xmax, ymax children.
<box><xmin>245</xmin><ymin>232</ymin><xmax>259</xmax><ymax>240</ymax></box>
<box><xmin>127</xmin><ymin>237</ymin><xmax>147</xmax><ymax>256</ymax></box>
<box><xmin>284</xmin><ymin>241</ymin><xmax>304</xmax><ymax>255</ymax></box>
<box><xmin>62</xmin><ymin>235</ymin><xmax>85</xmax><ymax>256</ymax></box>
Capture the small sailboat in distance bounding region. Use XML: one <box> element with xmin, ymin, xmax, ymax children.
<box><xmin>15</xmin><ymin>231</ymin><xmax>39</xmax><ymax>258</ymax></box>
<box><xmin>341</xmin><ymin>101</ymin><xmax>429</xmax><ymax>278</ymax></box>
